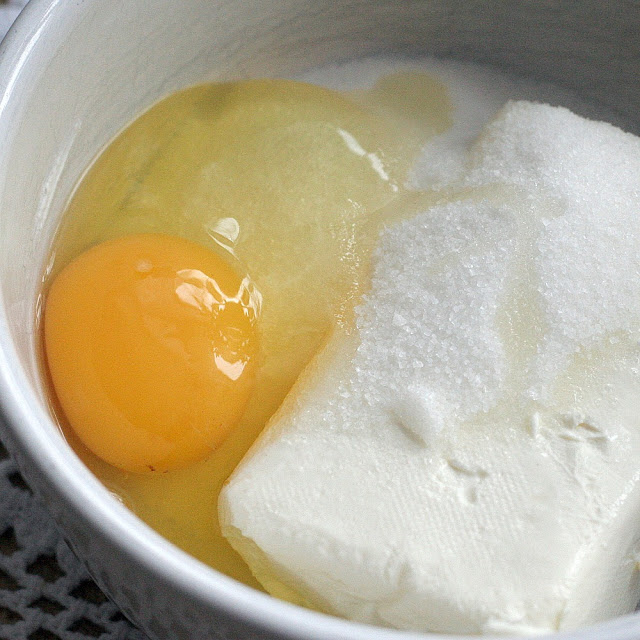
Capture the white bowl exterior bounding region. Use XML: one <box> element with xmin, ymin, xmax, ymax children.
<box><xmin>1</xmin><ymin>1</ymin><xmax>640</xmax><ymax>639</ymax></box>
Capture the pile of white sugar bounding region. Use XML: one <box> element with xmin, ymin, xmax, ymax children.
<box><xmin>220</xmin><ymin>78</ymin><xmax>640</xmax><ymax>634</ymax></box>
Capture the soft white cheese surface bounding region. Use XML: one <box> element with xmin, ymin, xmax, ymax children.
<box><xmin>219</xmin><ymin>103</ymin><xmax>640</xmax><ymax>635</ymax></box>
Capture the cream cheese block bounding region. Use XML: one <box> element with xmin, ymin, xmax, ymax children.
<box><xmin>219</xmin><ymin>102</ymin><xmax>640</xmax><ymax>634</ymax></box>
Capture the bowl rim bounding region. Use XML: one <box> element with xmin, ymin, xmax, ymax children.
<box><xmin>1</xmin><ymin>2</ymin><xmax>640</xmax><ymax>640</ymax></box>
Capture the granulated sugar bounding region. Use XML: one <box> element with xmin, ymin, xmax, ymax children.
<box><xmin>464</xmin><ymin>101</ymin><xmax>640</xmax><ymax>401</ymax></box>
<box><xmin>352</xmin><ymin>198</ymin><xmax>517</xmax><ymax>440</ymax></box>
<box><xmin>352</xmin><ymin>100</ymin><xmax>640</xmax><ymax>433</ymax></box>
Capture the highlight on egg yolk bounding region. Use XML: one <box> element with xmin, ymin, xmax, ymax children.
<box><xmin>44</xmin><ymin>233</ymin><xmax>261</xmax><ymax>474</ymax></box>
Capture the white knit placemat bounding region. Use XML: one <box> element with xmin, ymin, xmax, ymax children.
<box><xmin>0</xmin><ymin>433</ymin><xmax>148</xmax><ymax>640</ymax></box>
<box><xmin>1</xmin><ymin>3</ymin><xmax>149</xmax><ymax>639</ymax></box>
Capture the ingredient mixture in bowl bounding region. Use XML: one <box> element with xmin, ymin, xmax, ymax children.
<box><xmin>40</xmin><ymin>56</ymin><xmax>640</xmax><ymax>635</ymax></box>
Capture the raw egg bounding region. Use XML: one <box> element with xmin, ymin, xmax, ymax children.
<box><xmin>44</xmin><ymin>233</ymin><xmax>260</xmax><ymax>473</ymax></box>
<box><xmin>41</xmin><ymin>72</ymin><xmax>450</xmax><ymax>582</ymax></box>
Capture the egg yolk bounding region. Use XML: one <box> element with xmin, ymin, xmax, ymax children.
<box><xmin>44</xmin><ymin>233</ymin><xmax>260</xmax><ymax>473</ymax></box>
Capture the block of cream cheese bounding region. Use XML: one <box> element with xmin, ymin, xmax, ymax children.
<box><xmin>219</xmin><ymin>102</ymin><xmax>640</xmax><ymax>635</ymax></box>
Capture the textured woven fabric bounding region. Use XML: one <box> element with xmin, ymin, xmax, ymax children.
<box><xmin>0</xmin><ymin>434</ymin><xmax>148</xmax><ymax>640</ymax></box>
<box><xmin>0</xmin><ymin>3</ymin><xmax>148</xmax><ymax>639</ymax></box>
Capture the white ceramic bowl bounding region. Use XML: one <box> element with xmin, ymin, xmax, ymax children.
<box><xmin>1</xmin><ymin>1</ymin><xmax>640</xmax><ymax>639</ymax></box>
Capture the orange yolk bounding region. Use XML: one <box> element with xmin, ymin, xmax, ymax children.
<box><xmin>44</xmin><ymin>233</ymin><xmax>260</xmax><ymax>473</ymax></box>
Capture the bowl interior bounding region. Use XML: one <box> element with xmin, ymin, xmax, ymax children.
<box><xmin>2</xmin><ymin>0</ymin><xmax>639</xmax><ymax>413</ymax></box>
<box><xmin>0</xmin><ymin>1</ymin><xmax>639</xmax><ymax>639</ymax></box>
